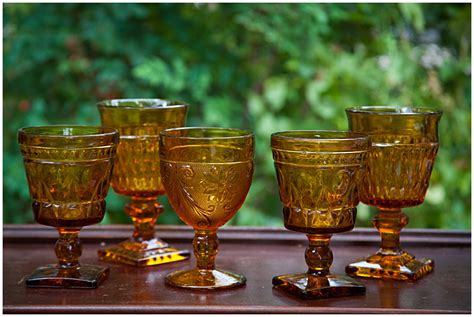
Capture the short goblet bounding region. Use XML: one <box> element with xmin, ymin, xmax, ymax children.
<box><xmin>160</xmin><ymin>127</ymin><xmax>254</xmax><ymax>290</ymax></box>
<box><xmin>271</xmin><ymin>131</ymin><xmax>370</xmax><ymax>299</ymax></box>
<box><xmin>345</xmin><ymin>106</ymin><xmax>442</xmax><ymax>281</ymax></box>
<box><xmin>97</xmin><ymin>99</ymin><xmax>190</xmax><ymax>266</ymax></box>
<box><xmin>18</xmin><ymin>125</ymin><xmax>119</xmax><ymax>288</ymax></box>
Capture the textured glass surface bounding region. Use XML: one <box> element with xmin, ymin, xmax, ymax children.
<box><xmin>18</xmin><ymin>125</ymin><xmax>118</xmax><ymax>288</ymax></box>
<box><xmin>97</xmin><ymin>99</ymin><xmax>190</xmax><ymax>266</ymax></box>
<box><xmin>271</xmin><ymin>131</ymin><xmax>369</xmax><ymax>299</ymax></box>
<box><xmin>160</xmin><ymin>128</ymin><xmax>254</xmax><ymax>290</ymax></box>
<box><xmin>98</xmin><ymin>99</ymin><xmax>187</xmax><ymax>196</ymax></box>
<box><xmin>345</xmin><ymin>106</ymin><xmax>442</xmax><ymax>281</ymax></box>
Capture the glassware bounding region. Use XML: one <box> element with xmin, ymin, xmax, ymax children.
<box><xmin>345</xmin><ymin>106</ymin><xmax>442</xmax><ymax>281</ymax></box>
<box><xmin>159</xmin><ymin>127</ymin><xmax>254</xmax><ymax>290</ymax></box>
<box><xmin>271</xmin><ymin>130</ymin><xmax>370</xmax><ymax>299</ymax></box>
<box><xmin>18</xmin><ymin>125</ymin><xmax>119</xmax><ymax>288</ymax></box>
<box><xmin>97</xmin><ymin>99</ymin><xmax>190</xmax><ymax>266</ymax></box>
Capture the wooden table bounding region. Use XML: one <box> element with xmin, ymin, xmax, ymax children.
<box><xmin>3</xmin><ymin>224</ymin><xmax>471</xmax><ymax>313</ymax></box>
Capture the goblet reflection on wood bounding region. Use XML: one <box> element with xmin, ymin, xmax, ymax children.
<box><xmin>345</xmin><ymin>106</ymin><xmax>442</xmax><ymax>281</ymax></box>
<box><xmin>271</xmin><ymin>131</ymin><xmax>370</xmax><ymax>299</ymax></box>
<box><xmin>97</xmin><ymin>99</ymin><xmax>190</xmax><ymax>266</ymax></box>
<box><xmin>18</xmin><ymin>126</ymin><xmax>119</xmax><ymax>288</ymax></box>
<box><xmin>160</xmin><ymin>127</ymin><xmax>254</xmax><ymax>290</ymax></box>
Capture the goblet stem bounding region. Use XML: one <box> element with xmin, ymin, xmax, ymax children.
<box><xmin>346</xmin><ymin>207</ymin><xmax>433</xmax><ymax>280</ymax></box>
<box><xmin>126</xmin><ymin>196</ymin><xmax>164</xmax><ymax>243</ymax></box>
<box><xmin>306</xmin><ymin>234</ymin><xmax>333</xmax><ymax>277</ymax></box>
<box><xmin>373</xmin><ymin>208</ymin><xmax>407</xmax><ymax>256</ymax></box>
<box><xmin>55</xmin><ymin>228</ymin><xmax>82</xmax><ymax>269</ymax></box>
<box><xmin>193</xmin><ymin>229</ymin><xmax>218</xmax><ymax>270</ymax></box>
<box><xmin>99</xmin><ymin>196</ymin><xmax>190</xmax><ymax>266</ymax></box>
<box><xmin>272</xmin><ymin>233</ymin><xmax>365</xmax><ymax>298</ymax></box>
<box><xmin>25</xmin><ymin>226</ymin><xmax>110</xmax><ymax>288</ymax></box>
<box><xmin>165</xmin><ymin>228</ymin><xmax>245</xmax><ymax>289</ymax></box>
<box><xmin>56</xmin><ymin>227</ymin><xmax>82</xmax><ymax>269</ymax></box>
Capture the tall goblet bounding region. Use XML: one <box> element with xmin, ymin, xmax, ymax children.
<box><xmin>97</xmin><ymin>99</ymin><xmax>190</xmax><ymax>266</ymax></box>
<box><xmin>345</xmin><ymin>106</ymin><xmax>442</xmax><ymax>281</ymax></box>
<box><xmin>18</xmin><ymin>126</ymin><xmax>119</xmax><ymax>288</ymax></box>
<box><xmin>160</xmin><ymin>127</ymin><xmax>254</xmax><ymax>290</ymax></box>
<box><xmin>271</xmin><ymin>131</ymin><xmax>369</xmax><ymax>299</ymax></box>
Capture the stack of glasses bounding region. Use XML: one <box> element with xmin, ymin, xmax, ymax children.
<box><xmin>18</xmin><ymin>99</ymin><xmax>442</xmax><ymax>299</ymax></box>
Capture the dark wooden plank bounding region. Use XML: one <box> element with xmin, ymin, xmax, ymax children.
<box><xmin>3</xmin><ymin>225</ymin><xmax>471</xmax><ymax>314</ymax></box>
<box><xmin>3</xmin><ymin>224</ymin><xmax>471</xmax><ymax>245</ymax></box>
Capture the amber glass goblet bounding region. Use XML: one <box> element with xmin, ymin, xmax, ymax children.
<box><xmin>159</xmin><ymin>127</ymin><xmax>254</xmax><ymax>290</ymax></box>
<box><xmin>271</xmin><ymin>131</ymin><xmax>370</xmax><ymax>299</ymax></box>
<box><xmin>97</xmin><ymin>99</ymin><xmax>190</xmax><ymax>266</ymax></box>
<box><xmin>18</xmin><ymin>126</ymin><xmax>119</xmax><ymax>288</ymax></box>
<box><xmin>345</xmin><ymin>106</ymin><xmax>442</xmax><ymax>281</ymax></box>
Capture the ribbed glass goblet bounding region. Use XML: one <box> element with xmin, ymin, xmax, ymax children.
<box><xmin>271</xmin><ymin>130</ymin><xmax>369</xmax><ymax>299</ymax></box>
<box><xmin>345</xmin><ymin>106</ymin><xmax>442</xmax><ymax>281</ymax></box>
<box><xmin>97</xmin><ymin>99</ymin><xmax>190</xmax><ymax>266</ymax></box>
<box><xmin>18</xmin><ymin>126</ymin><xmax>119</xmax><ymax>288</ymax></box>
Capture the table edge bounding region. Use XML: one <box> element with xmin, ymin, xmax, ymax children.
<box><xmin>3</xmin><ymin>304</ymin><xmax>470</xmax><ymax>314</ymax></box>
<box><xmin>3</xmin><ymin>224</ymin><xmax>471</xmax><ymax>246</ymax></box>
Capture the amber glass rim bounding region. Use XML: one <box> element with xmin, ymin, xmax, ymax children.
<box><xmin>271</xmin><ymin>130</ymin><xmax>369</xmax><ymax>152</ymax></box>
<box><xmin>18</xmin><ymin>125</ymin><xmax>119</xmax><ymax>145</ymax></box>
<box><xmin>160</xmin><ymin>127</ymin><xmax>254</xmax><ymax>140</ymax></box>
<box><xmin>97</xmin><ymin>98</ymin><xmax>188</xmax><ymax>110</ymax></box>
<box><xmin>271</xmin><ymin>130</ymin><xmax>369</xmax><ymax>142</ymax></box>
<box><xmin>346</xmin><ymin>106</ymin><xmax>442</xmax><ymax>116</ymax></box>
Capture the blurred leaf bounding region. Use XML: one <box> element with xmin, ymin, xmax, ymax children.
<box><xmin>263</xmin><ymin>77</ymin><xmax>288</xmax><ymax>111</ymax></box>
<box><xmin>3</xmin><ymin>3</ymin><xmax>470</xmax><ymax>230</ymax></box>
<box><xmin>203</xmin><ymin>96</ymin><xmax>242</xmax><ymax>127</ymax></box>
<box><xmin>248</xmin><ymin>93</ymin><xmax>265</xmax><ymax>117</ymax></box>
<box><xmin>133</xmin><ymin>57</ymin><xmax>171</xmax><ymax>87</ymax></box>
<box><xmin>399</xmin><ymin>3</ymin><xmax>425</xmax><ymax>32</ymax></box>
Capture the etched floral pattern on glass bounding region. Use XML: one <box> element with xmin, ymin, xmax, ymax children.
<box><xmin>160</xmin><ymin>127</ymin><xmax>254</xmax><ymax>290</ymax></box>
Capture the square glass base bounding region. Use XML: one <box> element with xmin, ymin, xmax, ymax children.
<box><xmin>272</xmin><ymin>273</ymin><xmax>366</xmax><ymax>299</ymax></box>
<box><xmin>25</xmin><ymin>264</ymin><xmax>109</xmax><ymax>289</ymax></box>
<box><xmin>346</xmin><ymin>252</ymin><xmax>434</xmax><ymax>281</ymax></box>
<box><xmin>165</xmin><ymin>269</ymin><xmax>246</xmax><ymax>290</ymax></box>
<box><xmin>345</xmin><ymin>251</ymin><xmax>434</xmax><ymax>281</ymax></box>
<box><xmin>98</xmin><ymin>241</ymin><xmax>190</xmax><ymax>266</ymax></box>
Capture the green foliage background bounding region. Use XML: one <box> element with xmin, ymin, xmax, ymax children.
<box><xmin>3</xmin><ymin>3</ymin><xmax>471</xmax><ymax>229</ymax></box>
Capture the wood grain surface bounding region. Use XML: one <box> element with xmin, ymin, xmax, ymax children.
<box><xmin>3</xmin><ymin>225</ymin><xmax>471</xmax><ymax>314</ymax></box>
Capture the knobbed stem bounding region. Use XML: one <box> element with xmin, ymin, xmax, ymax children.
<box><xmin>56</xmin><ymin>227</ymin><xmax>82</xmax><ymax>269</ymax></box>
<box><xmin>126</xmin><ymin>197</ymin><xmax>163</xmax><ymax>242</ymax></box>
<box><xmin>373</xmin><ymin>208</ymin><xmax>407</xmax><ymax>256</ymax></box>
<box><xmin>305</xmin><ymin>234</ymin><xmax>333</xmax><ymax>277</ymax></box>
<box><xmin>193</xmin><ymin>230</ymin><xmax>218</xmax><ymax>270</ymax></box>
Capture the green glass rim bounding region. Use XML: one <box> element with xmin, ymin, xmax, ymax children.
<box><xmin>97</xmin><ymin>98</ymin><xmax>188</xmax><ymax>109</ymax></box>
<box><xmin>346</xmin><ymin>106</ymin><xmax>442</xmax><ymax>116</ymax></box>
<box><xmin>18</xmin><ymin>125</ymin><xmax>119</xmax><ymax>145</ymax></box>
<box><xmin>160</xmin><ymin>127</ymin><xmax>254</xmax><ymax>140</ymax></box>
